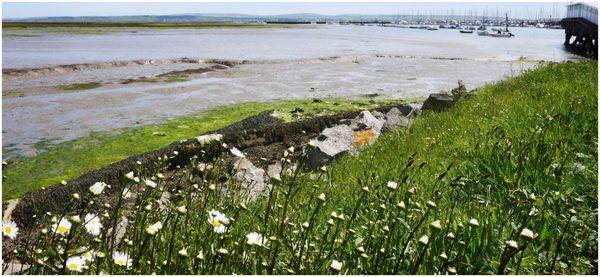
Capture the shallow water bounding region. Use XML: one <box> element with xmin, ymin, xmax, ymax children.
<box><xmin>3</xmin><ymin>25</ymin><xmax>577</xmax><ymax>69</ymax></box>
<box><xmin>2</xmin><ymin>25</ymin><xmax>581</xmax><ymax>158</ymax></box>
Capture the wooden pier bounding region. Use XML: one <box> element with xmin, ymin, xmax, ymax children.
<box><xmin>561</xmin><ymin>3</ymin><xmax>598</xmax><ymax>58</ymax></box>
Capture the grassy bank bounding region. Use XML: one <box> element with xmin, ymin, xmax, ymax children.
<box><xmin>2</xmin><ymin>98</ymin><xmax>396</xmax><ymax>199</ymax></box>
<box><xmin>2</xmin><ymin>22</ymin><xmax>296</xmax><ymax>35</ymax></box>
<box><xmin>4</xmin><ymin>61</ymin><xmax>596</xmax><ymax>275</ymax></box>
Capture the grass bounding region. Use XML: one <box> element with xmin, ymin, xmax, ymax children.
<box><xmin>2</xmin><ymin>98</ymin><xmax>397</xmax><ymax>199</ymax></box>
<box><xmin>3</xmin><ymin>61</ymin><xmax>596</xmax><ymax>275</ymax></box>
<box><xmin>58</xmin><ymin>82</ymin><xmax>103</xmax><ymax>91</ymax></box>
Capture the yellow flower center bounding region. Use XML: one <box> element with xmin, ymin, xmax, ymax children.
<box><xmin>213</xmin><ymin>219</ymin><xmax>221</xmax><ymax>227</ymax></box>
<box><xmin>117</xmin><ymin>259</ymin><xmax>126</xmax><ymax>266</ymax></box>
<box><xmin>5</xmin><ymin>226</ymin><xmax>12</xmax><ymax>233</ymax></box>
<box><xmin>83</xmin><ymin>252</ymin><xmax>90</xmax><ymax>258</ymax></box>
<box><xmin>69</xmin><ymin>263</ymin><xmax>78</xmax><ymax>270</ymax></box>
<box><xmin>57</xmin><ymin>226</ymin><xmax>67</xmax><ymax>233</ymax></box>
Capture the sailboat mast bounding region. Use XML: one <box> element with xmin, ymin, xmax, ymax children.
<box><xmin>505</xmin><ymin>13</ymin><xmax>508</xmax><ymax>32</ymax></box>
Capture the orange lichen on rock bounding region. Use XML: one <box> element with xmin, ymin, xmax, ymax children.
<box><xmin>352</xmin><ymin>128</ymin><xmax>375</xmax><ymax>148</ymax></box>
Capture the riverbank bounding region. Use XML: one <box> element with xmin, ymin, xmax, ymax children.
<box><xmin>2</xmin><ymin>61</ymin><xmax>596</xmax><ymax>274</ymax></box>
<box><xmin>2</xmin><ymin>97</ymin><xmax>401</xmax><ymax>199</ymax></box>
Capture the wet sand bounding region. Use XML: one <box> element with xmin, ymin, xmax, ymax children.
<box><xmin>2</xmin><ymin>26</ymin><xmax>579</xmax><ymax>158</ymax></box>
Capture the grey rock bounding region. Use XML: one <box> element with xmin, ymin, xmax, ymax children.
<box><xmin>371</xmin><ymin>110</ymin><xmax>385</xmax><ymax>120</ymax></box>
<box><xmin>350</xmin><ymin>111</ymin><xmax>384</xmax><ymax>132</ymax></box>
<box><xmin>235</xmin><ymin>165</ymin><xmax>271</xmax><ymax>202</ymax></box>
<box><xmin>383</xmin><ymin>107</ymin><xmax>412</xmax><ymax>131</ymax></box>
<box><xmin>307</xmin><ymin>124</ymin><xmax>356</xmax><ymax>168</ymax></box>
<box><xmin>422</xmin><ymin>93</ymin><xmax>455</xmax><ymax>111</ymax></box>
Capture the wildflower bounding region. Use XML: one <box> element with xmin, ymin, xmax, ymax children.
<box><xmin>144</xmin><ymin>204</ymin><xmax>152</xmax><ymax>211</ymax></box>
<box><xmin>575</xmin><ymin>152</ymin><xmax>588</xmax><ymax>159</ymax></box>
<box><xmin>72</xmin><ymin>193</ymin><xmax>80</xmax><ymax>200</ymax></box>
<box><xmin>2</xmin><ymin>220</ymin><xmax>19</xmax><ymax>239</ymax></box>
<box><xmin>447</xmin><ymin>232</ymin><xmax>455</xmax><ymax>239</ymax></box>
<box><xmin>144</xmin><ymin>179</ymin><xmax>157</xmax><ymax>188</ymax></box>
<box><xmin>506</xmin><ymin>240</ymin><xmax>519</xmax><ymax>250</ymax></box>
<box><xmin>520</xmin><ymin>228</ymin><xmax>537</xmax><ymax>240</ymax></box>
<box><xmin>302</xmin><ymin>222</ymin><xmax>310</xmax><ymax>229</ymax></box>
<box><xmin>79</xmin><ymin>248</ymin><xmax>95</xmax><ymax>263</ymax></box>
<box><xmin>330</xmin><ymin>260</ymin><xmax>342</xmax><ymax>271</ymax></box>
<box><xmin>418</xmin><ymin>235</ymin><xmax>429</xmax><ymax>245</ymax></box>
<box><xmin>426</xmin><ymin>200</ymin><xmax>437</xmax><ymax>209</ymax></box>
<box><xmin>84</xmin><ymin>214</ymin><xmax>102</xmax><ymax>236</ymax></box>
<box><xmin>356</xmin><ymin>246</ymin><xmax>365</xmax><ymax>253</ymax></box>
<box><xmin>330</xmin><ymin>211</ymin><xmax>338</xmax><ymax>219</ymax></box>
<box><xmin>307</xmin><ymin>140</ymin><xmax>316</xmax><ymax>148</ymax></box>
<box><xmin>318</xmin><ymin>193</ymin><xmax>326</xmax><ymax>202</ymax></box>
<box><xmin>448</xmin><ymin>266</ymin><xmax>457</xmax><ymax>274</ymax></box>
<box><xmin>529</xmin><ymin>207</ymin><xmax>539</xmax><ymax>216</ymax></box>
<box><xmin>121</xmin><ymin>188</ymin><xmax>132</xmax><ymax>199</ymax></box>
<box><xmin>573</xmin><ymin>163</ymin><xmax>586</xmax><ymax>172</ymax></box>
<box><xmin>66</xmin><ymin>256</ymin><xmax>86</xmax><ymax>272</ymax></box>
<box><xmin>53</xmin><ymin>218</ymin><xmax>72</xmax><ymax>236</ymax></box>
<box><xmin>230</xmin><ymin>147</ymin><xmax>245</xmax><ymax>158</ymax></box>
<box><xmin>246</xmin><ymin>232</ymin><xmax>266</xmax><ymax>246</ymax></box>
<box><xmin>176</xmin><ymin>205</ymin><xmax>188</xmax><ymax>214</ymax></box>
<box><xmin>178</xmin><ymin>248</ymin><xmax>188</xmax><ymax>257</ymax></box>
<box><xmin>156</xmin><ymin>173</ymin><xmax>165</xmax><ymax>179</ymax></box>
<box><xmin>89</xmin><ymin>182</ymin><xmax>107</xmax><ymax>195</ymax></box>
<box><xmin>113</xmin><ymin>252</ymin><xmax>132</xmax><ymax>268</ymax></box>
<box><xmin>196</xmin><ymin>250</ymin><xmax>204</xmax><ymax>260</ymax></box>
<box><xmin>208</xmin><ymin>184</ymin><xmax>216</xmax><ymax>191</ymax></box>
<box><xmin>208</xmin><ymin>209</ymin><xmax>229</xmax><ymax>233</ymax></box>
<box><xmin>361</xmin><ymin>186</ymin><xmax>370</xmax><ymax>193</ymax></box>
<box><xmin>146</xmin><ymin>221</ymin><xmax>163</xmax><ymax>235</ymax></box>
<box><xmin>430</xmin><ymin>220</ymin><xmax>442</xmax><ymax>231</ymax></box>
<box><xmin>386</xmin><ymin>181</ymin><xmax>398</xmax><ymax>190</ymax></box>
<box><xmin>327</xmin><ymin>219</ymin><xmax>335</xmax><ymax>225</ymax></box>
<box><xmin>217</xmin><ymin>248</ymin><xmax>229</xmax><ymax>255</ymax></box>
<box><xmin>61</xmin><ymin>180</ymin><xmax>68</xmax><ymax>185</ymax></box>
<box><xmin>70</xmin><ymin>215</ymin><xmax>81</xmax><ymax>224</ymax></box>
<box><xmin>397</xmin><ymin>201</ymin><xmax>406</xmax><ymax>209</ymax></box>
<box><xmin>361</xmin><ymin>253</ymin><xmax>369</xmax><ymax>259</ymax></box>
<box><xmin>383</xmin><ymin>225</ymin><xmax>390</xmax><ymax>232</ymax></box>
<box><xmin>468</xmin><ymin>218</ymin><xmax>479</xmax><ymax>227</ymax></box>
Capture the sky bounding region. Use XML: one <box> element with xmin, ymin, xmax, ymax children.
<box><xmin>1</xmin><ymin>1</ymin><xmax>581</xmax><ymax>20</ymax></box>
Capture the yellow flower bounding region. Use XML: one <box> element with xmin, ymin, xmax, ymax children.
<box><xmin>52</xmin><ymin>218</ymin><xmax>72</xmax><ymax>236</ymax></box>
<box><xmin>208</xmin><ymin>209</ymin><xmax>229</xmax><ymax>233</ymax></box>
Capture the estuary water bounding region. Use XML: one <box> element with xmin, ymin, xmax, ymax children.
<box><xmin>2</xmin><ymin>25</ymin><xmax>581</xmax><ymax>157</ymax></box>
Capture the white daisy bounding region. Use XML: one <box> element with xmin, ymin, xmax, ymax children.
<box><xmin>468</xmin><ymin>218</ymin><xmax>480</xmax><ymax>227</ymax></box>
<box><xmin>145</xmin><ymin>221</ymin><xmax>163</xmax><ymax>235</ymax></box>
<box><xmin>330</xmin><ymin>259</ymin><xmax>342</xmax><ymax>271</ymax></box>
<box><xmin>386</xmin><ymin>181</ymin><xmax>398</xmax><ymax>190</ymax></box>
<box><xmin>143</xmin><ymin>179</ymin><xmax>157</xmax><ymax>188</ymax></box>
<box><xmin>230</xmin><ymin>147</ymin><xmax>245</xmax><ymax>158</ymax></box>
<box><xmin>418</xmin><ymin>235</ymin><xmax>429</xmax><ymax>245</ymax></box>
<box><xmin>520</xmin><ymin>228</ymin><xmax>537</xmax><ymax>240</ymax></box>
<box><xmin>66</xmin><ymin>256</ymin><xmax>86</xmax><ymax>272</ymax></box>
<box><xmin>246</xmin><ymin>232</ymin><xmax>266</xmax><ymax>246</ymax></box>
<box><xmin>121</xmin><ymin>188</ymin><xmax>132</xmax><ymax>199</ymax></box>
<box><xmin>506</xmin><ymin>240</ymin><xmax>519</xmax><ymax>250</ymax></box>
<box><xmin>52</xmin><ymin>218</ymin><xmax>72</xmax><ymax>236</ymax></box>
<box><xmin>89</xmin><ymin>182</ymin><xmax>107</xmax><ymax>195</ymax></box>
<box><xmin>84</xmin><ymin>214</ymin><xmax>102</xmax><ymax>236</ymax></box>
<box><xmin>113</xmin><ymin>251</ymin><xmax>132</xmax><ymax>268</ymax></box>
<box><xmin>178</xmin><ymin>248</ymin><xmax>188</xmax><ymax>257</ymax></box>
<box><xmin>208</xmin><ymin>209</ymin><xmax>229</xmax><ymax>233</ymax></box>
<box><xmin>2</xmin><ymin>220</ymin><xmax>19</xmax><ymax>239</ymax></box>
<box><xmin>430</xmin><ymin>220</ymin><xmax>442</xmax><ymax>231</ymax></box>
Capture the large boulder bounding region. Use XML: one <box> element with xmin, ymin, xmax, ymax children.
<box><xmin>383</xmin><ymin>107</ymin><xmax>412</xmax><ymax>131</ymax></box>
<box><xmin>422</xmin><ymin>93</ymin><xmax>455</xmax><ymax>111</ymax></box>
<box><xmin>350</xmin><ymin>111</ymin><xmax>385</xmax><ymax>132</ymax></box>
<box><xmin>307</xmin><ymin>124</ymin><xmax>356</xmax><ymax>168</ymax></box>
<box><xmin>233</xmin><ymin>157</ymin><xmax>270</xmax><ymax>202</ymax></box>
